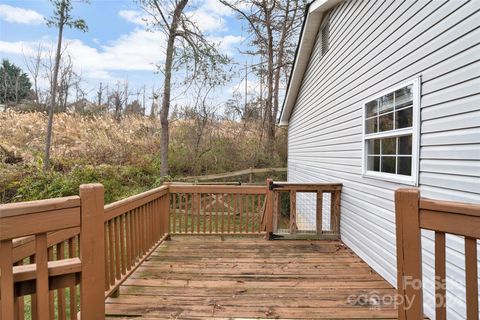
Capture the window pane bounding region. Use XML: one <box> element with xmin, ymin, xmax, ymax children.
<box><xmin>365</xmin><ymin>117</ymin><xmax>377</xmax><ymax>134</ymax></box>
<box><xmin>398</xmin><ymin>135</ymin><xmax>412</xmax><ymax>155</ymax></box>
<box><xmin>379</xmin><ymin>93</ymin><xmax>394</xmax><ymax>114</ymax></box>
<box><xmin>397</xmin><ymin>156</ymin><xmax>412</xmax><ymax>176</ymax></box>
<box><xmin>381</xmin><ymin>156</ymin><xmax>396</xmax><ymax>174</ymax></box>
<box><xmin>382</xmin><ymin>137</ymin><xmax>396</xmax><ymax>154</ymax></box>
<box><xmin>365</xmin><ymin>100</ymin><xmax>378</xmax><ymax>118</ymax></box>
<box><xmin>395</xmin><ymin>107</ymin><xmax>413</xmax><ymax>129</ymax></box>
<box><xmin>395</xmin><ymin>85</ymin><xmax>413</xmax><ymax>109</ymax></box>
<box><xmin>379</xmin><ymin>113</ymin><xmax>393</xmax><ymax>131</ymax></box>
<box><xmin>367</xmin><ymin>139</ymin><xmax>380</xmax><ymax>155</ymax></box>
<box><xmin>367</xmin><ymin>156</ymin><xmax>380</xmax><ymax>171</ymax></box>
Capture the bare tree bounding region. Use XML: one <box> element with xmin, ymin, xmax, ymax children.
<box><xmin>44</xmin><ymin>0</ymin><xmax>88</xmax><ymax>171</ymax></box>
<box><xmin>220</xmin><ymin>0</ymin><xmax>304</xmax><ymax>156</ymax></box>
<box><xmin>23</xmin><ymin>43</ymin><xmax>45</xmax><ymax>109</ymax></box>
<box><xmin>57</xmin><ymin>54</ymin><xmax>74</xmax><ymax>111</ymax></box>
<box><xmin>140</xmin><ymin>0</ymin><xmax>230</xmax><ymax>177</ymax></box>
<box><xmin>108</xmin><ymin>80</ymin><xmax>130</xmax><ymax>120</ymax></box>
<box><xmin>150</xmin><ymin>88</ymin><xmax>159</xmax><ymax>118</ymax></box>
<box><xmin>96</xmin><ymin>82</ymin><xmax>105</xmax><ymax>106</ymax></box>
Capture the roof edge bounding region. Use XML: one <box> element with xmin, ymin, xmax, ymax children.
<box><xmin>278</xmin><ymin>0</ymin><xmax>343</xmax><ymax>126</ymax></box>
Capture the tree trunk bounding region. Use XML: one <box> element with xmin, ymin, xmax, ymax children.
<box><xmin>265</xmin><ymin>5</ymin><xmax>275</xmax><ymax>158</ymax></box>
<box><xmin>272</xmin><ymin>1</ymin><xmax>291</xmax><ymax>152</ymax></box>
<box><xmin>159</xmin><ymin>0</ymin><xmax>189</xmax><ymax>177</ymax></box>
<box><xmin>43</xmin><ymin>6</ymin><xmax>65</xmax><ymax>172</ymax></box>
<box><xmin>14</xmin><ymin>75</ymin><xmax>19</xmax><ymax>105</ymax></box>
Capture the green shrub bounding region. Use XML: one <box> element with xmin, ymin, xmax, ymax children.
<box><xmin>3</xmin><ymin>163</ymin><xmax>160</xmax><ymax>204</ymax></box>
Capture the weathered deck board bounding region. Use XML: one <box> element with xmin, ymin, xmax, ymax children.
<box><xmin>105</xmin><ymin>236</ymin><xmax>399</xmax><ymax>319</ymax></box>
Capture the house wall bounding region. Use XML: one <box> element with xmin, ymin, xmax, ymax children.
<box><xmin>287</xmin><ymin>1</ymin><xmax>480</xmax><ymax>319</ymax></box>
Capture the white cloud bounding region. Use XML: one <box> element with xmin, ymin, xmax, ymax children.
<box><xmin>208</xmin><ymin>35</ymin><xmax>244</xmax><ymax>55</ymax></box>
<box><xmin>187</xmin><ymin>0</ymin><xmax>234</xmax><ymax>33</ymax></box>
<box><xmin>0</xmin><ymin>40</ymin><xmax>28</xmax><ymax>55</ymax></box>
<box><xmin>119</xmin><ymin>1</ymin><xmax>233</xmax><ymax>33</ymax></box>
<box><xmin>0</xmin><ymin>28</ymin><xmax>166</xmax><ymax>81</ymax></box>
<box><xmin>118</xmin><ymin>10</ymin><xmax>146</xmax><ymax>25</ymax></box>
<box><xmin>229</xmin><ymin>79</ymin><xmax>261</xmax><ymax>97</ymax></box>
<box><xmin>202</xmin><ymin>0</ymin><xmax>233</xmax><ymax>16</ymax></box>
<box><xmin>70</xmin><ymin>29</ymin><xmax>166</xmax><ymax>74</ymax></box>
<box><xmin>187</xmin><ymin>8</ymin><xmax>226</xmax><ymax>32</ymax></box>
<box><xmin>0</xmin><ymin>4</ymin><xmax>44</xmax><ymax>25</ymax></box>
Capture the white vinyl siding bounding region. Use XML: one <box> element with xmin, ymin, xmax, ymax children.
<box><xmin>287</xmin><ymin>1</ymin><xmax>480</xmax><ymax>319</ymax></box>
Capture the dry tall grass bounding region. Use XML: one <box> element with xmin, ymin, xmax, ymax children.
<box><xmin>0</xmin><ymin>110</ymin><xmax>160</xmax><ymax>168</ymax></box>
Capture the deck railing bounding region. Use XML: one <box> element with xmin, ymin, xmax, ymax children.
<box><xmin>0</xmin><ymin>184</ymin><xmax>105</xmax><ymax>320</ymax></box>
<box><xmin>168</xmin><ymin>184</ymin><xmax>267</xmax><ymax>235</ymax></box>
<box><xmin>0</xmin><ymin>184</ymin><xmax>170</xmax><ymax>319</ymax></box>
<box><xmin>103</xmin><ymin>186</ymin><xmax>169</xmax><ymax>298</ymax></box>
<box><xmin>395</xmin><ymin>188</ymin><xmax>480</xmax><ymax>320</ymax></box>
<box><xmin>0</xmin><ymin>180</ymin><xmax>341</xmax><ymax>319</ymax></box>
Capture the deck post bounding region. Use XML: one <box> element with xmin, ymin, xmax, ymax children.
<box><xmin>161</xmin><ymin>183</ymin><xmax>171</xmax><ymax>236</ymax></box>
<box><xmin>264</xmin><ymin>179</ymin><xmax>274</xmax><ymax>239</ymax></box>
<box><xmin>330</xmin><ymin>190</ymin><xmax>341</xmax><ymax>237</ymax></box>
<box><xmin>395</xmin><ymin>188</ymin><xmax>423</xmax><ymax>320</ymax></box>
<box><xmin>79</xmin><ymin>184</ymin><xmax>106</xmax><ymax>319</ymax></box>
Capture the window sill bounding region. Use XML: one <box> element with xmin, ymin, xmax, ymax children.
<box><xmin>362</xmin><ymin>171</ymin><xmax>417</xmax><ymax>186</ymax></box>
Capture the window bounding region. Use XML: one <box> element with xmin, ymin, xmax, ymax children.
<box><xmin>362</xmin><ymin>79</ymin><xmax>420</xmax><ymax>185</ymax></box>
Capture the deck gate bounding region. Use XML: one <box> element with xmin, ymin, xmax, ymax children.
<box><xmin>266</xmin><ymin>180</ymin><xmax>342</xmax><ymax>239</ymax></box>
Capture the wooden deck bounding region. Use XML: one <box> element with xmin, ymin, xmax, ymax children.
<box><xmin>105</xmin><ymin>236</ymin><xmax>399</xmax><ymax>319</ymax></box>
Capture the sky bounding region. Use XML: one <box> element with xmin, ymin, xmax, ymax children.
<box><xmin>0</xmin><ymin>0</ymin><xmax>262</xmax><ymax>112</ymax></box>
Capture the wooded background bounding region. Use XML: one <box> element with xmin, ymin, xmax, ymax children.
<box><xmin>1</xmin><ymin>0</ymin><xmax>304</xmax><ymax>204</ymax></box>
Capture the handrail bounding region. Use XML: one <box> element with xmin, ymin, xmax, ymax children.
<box><xmin>270</xmin><ymin>181</ymin><xmax>342</xmax><ymax>191</ymax></box>
<box><xmin>104</xmin><ymin>186</ymin><xmax>168</xmax><ymax>221</ymax></box>
<box><xmin>175</xmin><ymin>167</ymin><xmax>287</xmax><ymax>182</ymax></box>
<box><xmin>0</xmin><ymin>196</ymin><xmax>80</xmax><ymax>218</ymax></box>
<box><xmin>169</xmin><ymin>184</ymin><xmax>267</xmax><ymax>194</ymax></box>
<box><xmin>395</xmin><ymin>188</ymin><xmax>480</xmax><ymax>319</ymax></box>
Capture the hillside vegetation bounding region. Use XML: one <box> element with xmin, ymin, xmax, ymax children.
<box><xmin>0</xmin><ymin>111</ymin><xmax>287</xmax><ymax>204</ymax></box>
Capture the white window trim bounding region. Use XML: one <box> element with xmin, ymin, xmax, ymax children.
<box><xmin>361</xmin><ymin>78</ymin><xmax>421</xmax><ymax>186</ymax></box>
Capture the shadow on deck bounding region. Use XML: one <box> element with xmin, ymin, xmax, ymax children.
<box><xmin>105</xmin><ymin>236</ymin><xmax>398</xmax><ymax>319</ymax></box>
